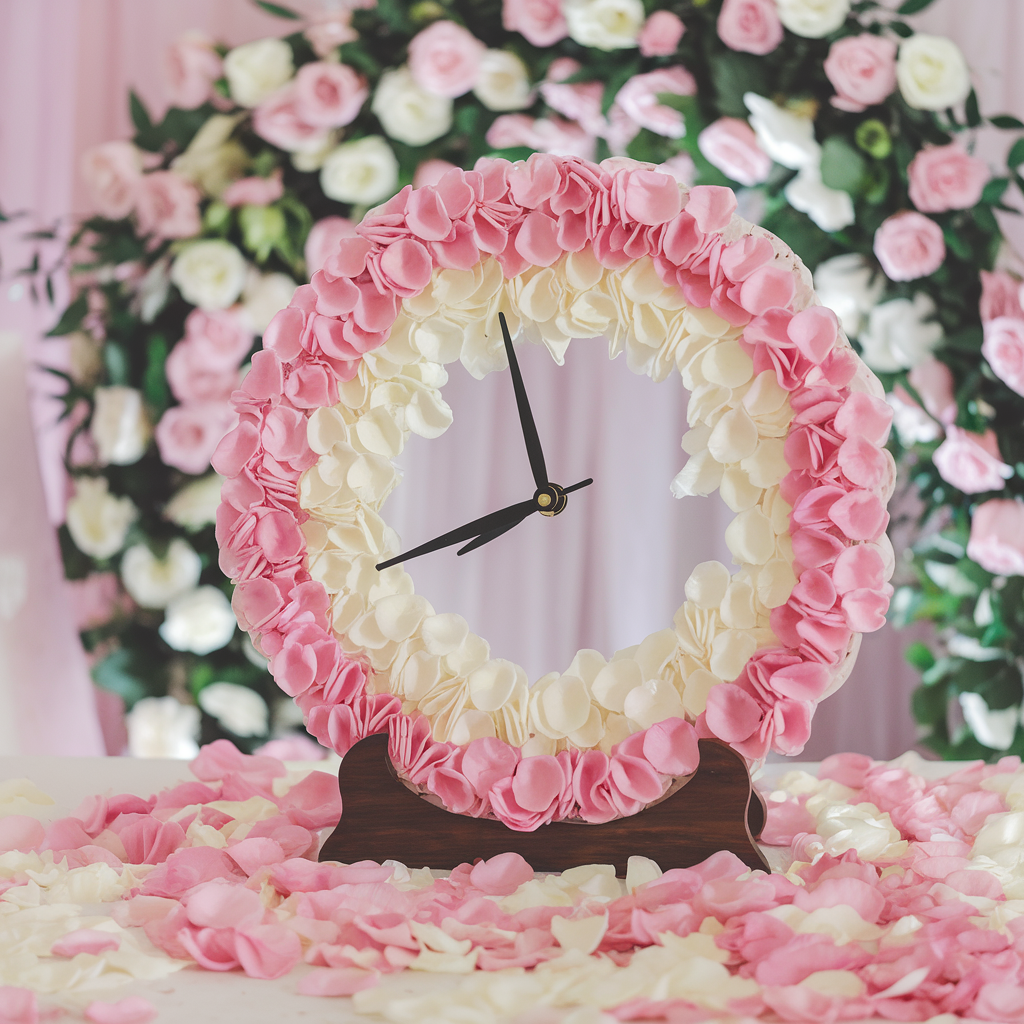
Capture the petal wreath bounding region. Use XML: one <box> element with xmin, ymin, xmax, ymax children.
<box><xmin>214</xmin><ymin>154</ymin><xmax>896</xmax><ymax>831</ymax></box>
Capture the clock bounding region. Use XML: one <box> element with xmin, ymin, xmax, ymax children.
<box><xmin>217</xmin><ymin>154</ymin><xmax>896</xmax><ymax>832</ymax></box>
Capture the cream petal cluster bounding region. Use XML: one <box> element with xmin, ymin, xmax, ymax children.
<box><xmin>66</xmin><ymin>476</ymin><xmax>137</xmax><ymax>560</ymax></box>
<box><xmin>120</xmin><ymin>538</ymin><xmax>202</xmax><ymax>609</ymax></box>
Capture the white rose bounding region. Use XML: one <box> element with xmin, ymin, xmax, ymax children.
<box><xmin>66</xmin><ymin>477</ymin><xmax>137</xmax><ymax>560</ymax></box>
<box><xmin>68</xmin><ymin>332</ymin><xmax>103</xmax><ymax>385</ymax></box>
<box><xmin>473</xmin><ymin>50</ymin><xmax>533</xmax><ymax>112</ymax></box>
<box><xmin>320</xmin><ymin>136</ymin><xmax>400</xmax><ymax>204</ymax></box>
<box><xmin>120</xmin><ymin>538</ymin><xmax>202</xmax><ymax>609</ymax></box>
<box><xmin>887</xmin><ymin>391</ymin><xmax>942</xmax><ymax>447</ymax></box>
<box><xmin>91</xmin><ymin>386</ymin><xmax>150</xmax><ymax>466</ymax></box>
<box><xmin>159</xmin><ymin>585</ymin><xmax>237</xmax><ymax>655</ymax></box>
<box><xmin>198</xmin><ymin>681</ymin><xmax>269</xmax><ymax>737</ymax></box>
<box><xmin>171</xmin><ymin>114</ymin><xmax>248</xmax><ymax>197</ymax></box>
<box><xmin>291</xmin><ymin>131</ymin><xmax>339</xmax><ymax>172</ymax></box>
<box><xmin>223</xmin><ymin>38</ymin><xmax>294</xmax><ymax>107</ymax></box>
<box><xmin>858</xmin><ymin>293</ymin><xmax>943</xmax><ymax>373</ymax></box>
<box><xmin>241</xmin><ymin>269</ymin><xmax>297</xmax><ymax>333</ymax></box>
<box><xmin>127</xmin><ymin>696</ymin><xmax>200</xmax><ymax>759</ymax></box>
<box><xmin>743</xmin><ymin>93</ymin><xmax>819</xmax><ymax>170</ymax></box>
<box><xmin>165</xmin><ymin>474</ymin><xmax>224</xmax><ymax>530</ymax></box>
<box><xmin>897</xmin><ymin>35</ymin><xmax>971</xmax><ymax>112</ymax></box>
<box><xmin>171</xmin><ymin>239</ymin><xmax>247</xmax><ymax>310</ymax></box>
<box><xmin>775</xmin><ymin>0</ymin><xmax>850</xmax><ymax>39</ymax></box>
<box><xmin>958</xmin><ymin>691</ymin><xmax>1018</xmax><ymax>752</ymax></box>
<box><xmin>784</xmin><ymin>167</ymin><xmax>855</xmax><ymax>233</ymax></box>
<box><xmin>564</xmin><ymin>0</ymin><xmax>645</xmax><ymax>50</ymax></box>
<box><xmin>132</xmin><ymin>258</ymin><xmax>172</xmax><ymax>323</ymax></box>
<box><xmin>813</xmin><ymin>253</ymin><xmax>884</xmax><ymax>338</ymax></box>
<box><xmin>371</xmin><ymin>67</ymin><xmax>453</xmax><ymax>146</ymax></box>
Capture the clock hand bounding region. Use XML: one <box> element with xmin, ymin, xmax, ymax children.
<box><xmin>499</xmin><ymin>311</ymin><xmax>549</xmax><ymax>491</ymax></box>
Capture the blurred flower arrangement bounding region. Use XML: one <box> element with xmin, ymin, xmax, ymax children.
<box><xmin>32</xmin><ymin>0</ymin><xmax>1024</xmax><ymax>758</ymax></box>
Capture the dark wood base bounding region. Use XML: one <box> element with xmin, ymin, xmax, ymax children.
<box><xmin>318</xmin><ymin>734</ymin><xmax>770</xmax><ymax>875</ymax></box>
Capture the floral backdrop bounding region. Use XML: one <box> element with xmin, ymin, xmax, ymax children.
<box><xmin>31</xmin><ymin>0</ymin><xmax>1024</xmax><ymax>760</ymax></box>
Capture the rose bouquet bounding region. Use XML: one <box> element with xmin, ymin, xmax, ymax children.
<box><xmin>38</xmin><ymin>0</ymin><xmax>1024</xmax><ymax>759</ymax></box>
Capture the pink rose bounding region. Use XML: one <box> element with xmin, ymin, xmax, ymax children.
<box><xmin>698</xmin><ymin>117</ymin><xmax>772</xmax><ymax>187</ymax></box>
<box><xmin>135</xmin><ymin>171</ymin><xmax>202</xmax><ymax>240</ymax></box>
<box><xmin>933</xmin><ymin>426</ymin><xmax>1013</xmax><ymax>495</ymax></box>
<box><xmin>908</xmin><ymin>143</ymin><xmax>989</xmax><ymax>214</ymax></box>
<box><xmin>252</xmin><ymin>86</ymin><xmax>328</xmax><ymax>154</ymax></box>
<box><xmin>164</xmin><ymin>32</ymin><xmax>222</xmax><ymax>110</ymax></box>
<box><xmin>293</xmin><ymin>61</ymin><xmax>368</xmax><ymax>128</ymax></box>
<box><xmin>638</xmin><ymin>11</ymin><xmax>686</xmax><ymax>57</ymax></box>
<box><xmin>413</xmin><ymin>159</ymin><xmax>458</xmax><ymax>189</ymax></box>
<box><xmin>502</xmin><ymin>0</ymin><xmax>568</xmax><ymax>47</ymax></box>
<box><xmin>823</xmin><ymin>34</ymin><xmax>897</xmax><ymax>112</ymax></box>
<box><xmin>183</xmin><ymin>308</ymin><xmax>253</xmax><ymax>369</ymax></box>
<box><xmin>222</xmin><ymin>173</ymin><xmax>284</xmax><ymax>208</ymax></box>
<box><xmin>304</xmin><ymin>216</ymin><xmax>358</xmax><ymax>276</ymax></box>
<box><xmin>303</xmin><ymin>12</ymin><xmax>358</xmax><ymax>58</ymax></box>
<box><xmin>980</xmin><ymin>270</ymin><xmax>1024</xmax><ymax>323</ymax></box>
<box><xmin>540</xmin><ymin>79</ymin><xmax>606</xmax><ymax>136</ymax></box>
<box><xmin>485</xmin><ymin>115</ymin><xmax>596</xmax><ymax>161</ymax></box>
<box><xmin>407</xmin><ymin>21</ymin><xmax>485</xmax><ymax>99</ymax></box>
<box><xmin>717</xmin><ymin>0</ymin><xmax>783</xmax><ymax>56</ymax></box>
<box><xmin>967</xmin><ymin>499</ymin><xmax>1024</xmax><ymax>576</ymax></box>
<box><xmin>873</xmin><ymin>211</ymin><xmax>945</xmax><ymax>282</ymax></box>
<box><xmin>155</xmin><ymin>403</ymin><xmax>237</xmax><ymax>476</ymax></box>
<box><xmin>165</xmin><ymin>341</ymin><xmax>239</xmax><ymax>404</ymax></box>
<box><xmin>982</xmin><ymin>316</ymin><xmax>1024</xmax><ymax>397</ymax></box>
<box><xmin>80</xmin><ymin>141</ymin><xmax>142</xmax><ymax>220</ymax></box>
<box><xmin>907</xmin><ymin>356</ymin><xmax>956</xmax><ymax>423</ymax></box>
<box><xmin>614</xmin><ymin>67</ymin><xmax>698</xmax><ymax>140</ymax></box>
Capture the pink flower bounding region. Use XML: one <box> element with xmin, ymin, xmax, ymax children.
<box><xmin>659</xmin><ymin>152</ymin><xmax>697</xmax><ymax>186</ymax></box>
<box><xmin>293</xmin><ymin>61</ymin><xmax>368</xmax><ymax>128</ymax></box>
<box><xmin>407</xmin><ymin>20</ymin><xmax>485</xmax><ymax>99</ymax></box>
<box><xmin>908</xmin><ymin>142</ymin><xmax>989</xmax><ymax>213</ymax></box>
<box><xmin>717</xmin><ymin>0</ymin><xmax>783</xmax><ymax>56</ymax></box>
<box><xmin>823</xmin><ymin>34</ymin><xmax>897</xmax><ymax>113</ymax></box>
<box><xmin>698</xmin><ymin>117</ymin><xmax>772</xmax><ymax>187</ymax></box>
<box><xmin>304</xmin><ymin>216</ymin><xmax>357</xmax><ymax>276</ymax></box>
<box><xmin>413</xmin><ymin>159</ymin><xmax>458</xmax><ymax>189</ymax></box>
<box><xmin>983</xmin><ymin>316</ymin><xmax>1024</xmax><ymax>397</ymax></box>
<box><xmin>164</xmin><ymin>32</ymin><xmax>222</xmax><ymax>110</ymax></box>
<box><xmin>638</xmin><ymin>11</ymin><xmax>686</xmax><ymax>57</ymax></box>
<box><xmin>252</xmin><ymin>86</ymin><xmax>328</xmax><ymax>154</ymax></box>
<box><xmin>222</xmin><ymin>173</ymin><xmax>284</xmax><ymax>208</ymax></box>
<box><xmin>488</xmin><ymin>752</ymin><xmax>574</xmax><ymax>831</ymax></box>
<box><xmin>80</xmin><ymin>141</ymin><xmax>142</xmax><ymax>220</ymax></box>
<box><xmin>165</xmin><ymin>341</ymin><xmax>239</xmax><ymax>403</ymax></box>
<box><xmin>933</xmin><ymin>426</ymin><xmax>1013</xmax><ymax>495</ymax></box>
<box><xmin>968</xmin><ymin>499</ymin><xmax>1024</xmax><ymax>576</ymax></box>
<box><xmin>540</xmin><ymin>79</ymin><xmax>606</xmax><ymax>136</ymax></box>
<box><xmin>155</xmin><ymin>403</ymin><xmax>237</xmax><ymax>475</ymax></box>
<box><xmin>184</xmin><ymin>308</ymin><xmax>254</xmax><ymax>368</ymax></box>
<box><xmin>615</xmin><ymin>67</ymin><xmax>698</xmax><ymax>140</ymax></box>
<box><xmin>502</xmin><ymin>0</ymin><xmax>568</xmax><ymax>47</ymax></box>
<box><xmin>907</xmin><ymin>355</ymin><xmax>956</xmax><ymax>423</ymax></box>
<box><xmin>66</xmin><ymin>573</ymin><xmax>121</xmax><ymax>630</ymax></box>
<box><xmin>303</xmin><ymin>12</ymin><xmax>359</xmax><ymax>57</ymax></box>
<box><xmin>254</xmin><ymin>735</ymin><xmax>325</xmax><ymax>761</ymax></box>
<box><xmin>135</xmin><ymin>172</ymin><xmax>202</xmax><ymax>240</ymax></box>
<box><xmin>873</xmin><ymin>211</ymin><xmax>946</xmax><ymax>282</ymax></box>
<box><xmin>980</xmin><ymin>269</ymin><xmax>1024</xmax><ymax>322</ymax></box>
<box><xmin>486</xmin><ymin>115</ymin><xmax>596</xmax><ymax>161</ymax></box>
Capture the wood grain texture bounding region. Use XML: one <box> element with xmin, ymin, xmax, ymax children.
<box><xmin>318</xmin><ymin>734</ymin><xmax>770</xmax><ymax>875</ymax></box>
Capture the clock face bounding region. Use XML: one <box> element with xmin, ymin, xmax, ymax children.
<box><xmin>219</xmin><ymin>155</ymin><xmax>896</xmax><ymax>826</ymax></box>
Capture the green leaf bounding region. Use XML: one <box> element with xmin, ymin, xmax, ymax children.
<box><xmin>965</xmin><ymin>89</ymin><xmax>981</xmax><ymax>129</ymax></box>
<box><xmin>890</xmin><ymin>20</ymin><xmax>913</xmax><ymax>37</ymax></box>
<box><xmin>912</xmin><ymin>683</ymin><xmax>948</xmax><ymax>726</ymax></box>
<box><xmin>906</xmin><ymin>641</ymin><xmax>936</xmax><ymax>671</ymax></box>
<box><xmin>129</xmin><ymin>90</ymin><xmax>152</xmax><ymax>135</ymax></box>
<box><xmin>485</xmin><ymin>146</ymin><xmax>535</xmax><ymax>162</ymax></box>
<box><xmin>1008</xmin><ymin>137</ymin><xmax>1024</xmax><ymax>170</ymax></box>
<box><xmin>46</xmin><ymin>294</ymin><xmax>88</xmax><ymax>338</ymax></box>
<box><xmin>339</xmin><ymin>42</ymin><xmax>382</xmax><ymax>79</ymax></box>
<box><xmin>252</xmin><ymin>0</ymin><xmax>300</xmax><ymax>17</ymax></box>
<box><xmin>142</xmin><ymin>335</ymin><xmax>170</xmax><ymax>413</ymax></box>
<box><xmin>91</xmin><ymin>649</ymin><xmax>149</xmax><ymax>708</ymax></box>
<box><xmin>820</xmin><ymin>136</ymin><xmax>866</xmax><ymax>195</ymax></box>
<box><xmin>898</xmin><ymin>0</ymin><xmax>936</xmax><ymax>11</ymax></box>
<box><xmin>990</xmin><ymin>115</ymin><xmax>1024</xmax><ymax>129</ymax></box>
<box><xmin>103</xmin><ymin>342</ymin><xmax>130</xmax><ymax>386</ymax></box>
<box><xmin>973</xmin><ymin>203</ymin><xmax>999</xmax><ymax>234</ymax></box>
<box><xmin>711</xmin><ymin>53</ymin><xmax>768</xmax><ymax>119</ymax></box>
<box><xmin>982</xmin><ymin>177</ymin><xmax>1010</xmax><ymax>204</ymax></box>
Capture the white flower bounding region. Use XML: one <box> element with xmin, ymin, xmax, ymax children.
<box><xmin>171</xmin><ymin>114</ymin><xmax>248</xmax><ymax>197</ymax></box>
<box><xmin>66</xmin><ymin>477</ymin><xmax>137</xmax><ymax>560</ymax></box>
<box><xmin>127</xmin><ymin>696</ymin><xmax>200</xmax><ymax>759</ymax></box>
<box><xmin>240</xmin><ymin>269</ymin><xmax>297</xmax><ymax>333</ymax></box>
<box><xmin>887</xmin><ymin>392</ymin><xmax>942</xmax><ymax>447</ymax></box>
<box><xmin>120</xmin><ymin>538</ymin><xmax>202</xmax><ymax>609</ymax></box>
<box><xmin>90</xmin><ymin>386</ymin><xmax>150</xmax><ymax>466</ymax></box>
<box><xmin>291</xmin><ymin>131</ymin><xmax>338</xmax><ymax>173</ymax></box>
<box><xmin>171</xmin><ymin>239</ymin><xmax>247</xmax><ymax>310</ymax></box>
<box><xmin>813</xmin><ymin>253</ymin><xmax>884</xmax><ymax>338</ymax></box>
<box><xmin>959</xmin><ymin>691</ymin><xmax>1019</xmax><ymax>751</ymax></box>
<box><xmin>743</xmin><ymin>93</ymin><xmax>819</xmax><ymax>170</ymax></box>
<box><xmin>67</xmin><ymin>332</ymin><xmax>103</xmax><ymax>385</ymax></box>
<box><xmin>371</xmin><ymin>67</ymin><xmax>453</xmax><ymax>146</ymax></box>
<box><xmin>775</xmin><ymin>0</ymin><xmax>850</xmax><ymax>39</ymax></box>
<box><xmin>784</xmin><ymin>168</ymin><xmax>855</xmax><ymax>233</ymax></box>
<box><xmin>473</xmin><ymin>50</ymin><xmax>533</xmax><ymax>112</ymax></box>
<box><xmin>223</xmin><ymin>38</ymin><xmax>294</xmax><ymax>107</ymax></box>
<box><xmin>133</xmin><ymin>258</ymin><xmax>171</xmax><ymax>323</ymax></box>
<box><xmin>198</xmin><ymin>682</ymin><xmax>269</xmax><ymax>737</ymax></box>
<box><xmin>159</xmin><ymin>585</ymin><xmax>237</xmax><ymax>655</ymax></box>
<box><xmin>897</xmin><ymin>35</ymin><xmax>971</xmax><ymax>112</ymax></box>
<box><xmin>563</xmin><ymin>0</ymin><xmax>645</xmax><ymax>50</ymax></box>
<box><xmin>858</xmin><ymin>293</ymin><xmax>943</xmax><ymax>373</ymax></box>
<box><xmin>164</xmin><ymin>474</ymin><xmax>224</xmax><ymax>530</ymax></box>
<box><xmin>320</xmin><ymin>136</ymin><xmax>400</xmax><ymax>204</ymax></box>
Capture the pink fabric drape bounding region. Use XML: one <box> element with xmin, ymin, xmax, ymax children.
<box><xmin>0</xmin><ymin>0</ymin><xmax>1018</xmax><ymax>759</ymax></box>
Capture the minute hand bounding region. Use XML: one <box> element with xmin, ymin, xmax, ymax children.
<box><xmin>499</xmin><ymin>311</ymin><xmax>548</xmax><ymax>490</ymax></box>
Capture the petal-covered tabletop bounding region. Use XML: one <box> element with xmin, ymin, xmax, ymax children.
<box><xmin>0</xmin><ymin>747</ymin><xmax>1020</xmax><ymax>1024</ymax></box>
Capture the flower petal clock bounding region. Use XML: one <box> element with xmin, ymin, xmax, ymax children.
<box><xmin>215</xmin><ymin>154</ymin><xmax>896</xmax><ymax>869</ymax></box>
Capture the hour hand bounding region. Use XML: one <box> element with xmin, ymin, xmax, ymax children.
<box><xmin>499</xmin><ymin>312</ymin><xmax>549</xmax><ymax>491</ymax></box>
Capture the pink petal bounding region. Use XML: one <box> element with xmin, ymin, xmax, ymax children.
<box><xmin>51</xmin><ymin>929</ymin><xmax>120</xmax><ymax>957</ymax></box>
<box><xmin>225</xmin><ymin>837</ymin><xmax>286</xmax><ymax>876</ymax></box>
<box><xmin>469</xmin><ymin>852</ymin><xmax>534</xmax><ymax>896</ymax></box>
<box><xmin>235</xmin><ymin>923</ymin><xmax>303</xmax><ymax>980</ymax></box>
<box><xmin>0</xmin><ymin>816</ymin><xmax>45</xmax><ymax>854</ymax></box>
<box><xmin>704</xmin><ymin>683</ymin><xmax>763</xmax><ymax>743</ymax></box>
<box><xmin>183</xmin><ymin>881</ymin><xmax>264</xmax><ymax>929</ymax></box>
<box><xmin>84</xmin><ymin>998</ymin><xmax>157</xmax><ymax>1024</ymax></box>
<box><xmin>0</xmin><ymin>987</ymin><xmax>37</xmax><ymax>1024</ymax></box>
<box><xmin>642</xmin><ymin>717</ymin><xmax>699</xmax><ymax>776</ymax></box>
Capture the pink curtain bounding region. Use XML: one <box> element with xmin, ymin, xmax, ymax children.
<box><xmin>0</xmin><ymin>0</ymin><xmax>1018</xmax><ymax>759</ymax></box>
